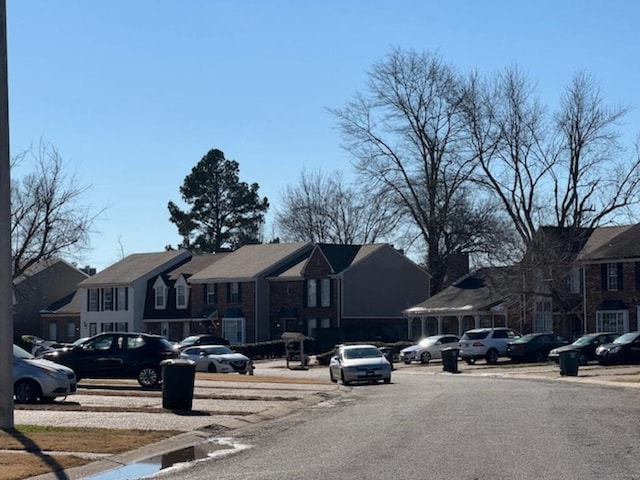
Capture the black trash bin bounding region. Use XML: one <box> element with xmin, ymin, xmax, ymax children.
<box><xmin>161</xmin><ymin>359</ymin><xmax>196</xmax><ymax>410</ymax></box>
<box><xmin>559</xmin><ymin>349</ymin><xmax>579</xmax><ymax>377</ymax></box>
<box><xmin>441</xmin><ymin>347</ymin><xmax>459</xmax><ymax>373</ymax></box>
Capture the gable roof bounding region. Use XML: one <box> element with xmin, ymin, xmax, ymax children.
<box><xmin>574</xmin><ymin>224</ymin><xmax>640</xmax><ymax>262</ymax></box>
<box><xmin>40</xmin><ymin>290</ymin><xmax>83</xmax><ymax>315</ymax></box>
<box><xmin>312</xmin><ymin>243</ymin><xmax>387</xmax><ymax>274</ymax></box>
<box><xmin>78</xmin><ymin>250</ymin><xmax>191</xmax><ymax>287</ymax></box>
<box><xmin>404</xmin><ymin>266</ymin><xmax>518</xmax><ymax>316</ymax></box>
<box><xmin>189</xmin><ymin>242</ymin><xmax>313</xmax><ymax>282</ymax></box>
<box><xmin>165</xmin><ymin>252</ymin><xmax>230</xmax><ymax>281</ymax></box>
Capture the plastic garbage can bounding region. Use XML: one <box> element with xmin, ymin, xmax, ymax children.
<box><xmin>441</xmin><ymin>347</ymin><xmax>459</xmax><ymax>373</ymax></box>
<box><xmin>161</xmin><ymin>359</ymin><xmax>196</xmax><ymax>410</ymax></box>
<box><xmin>559</xmin><ymin>349</ymin><xmax>579</xmax><ymax>377</ymax></box>
<box><xmin>380</xmin><ymin>347</ymin><xmax>395</xmax><ymax>370</ymax></box>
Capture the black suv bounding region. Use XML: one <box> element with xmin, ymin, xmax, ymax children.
<box><xmin>42</xmin><ymin>332</ymin><xmax>179</xmax><ymax>387</ymax></box>
<box><xmin>178</xmin><ymin>334</ymin><xmax>230</xmax><ymax>350</ymax></box>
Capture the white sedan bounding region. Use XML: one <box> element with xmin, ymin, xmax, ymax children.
<box><xmin>329</xmin><ymin>344</ymin><xmax>391</xmax><ymax>385</ymax></box>
<box><xmin>179</xmin><ymin>345</ymin><xmax>253</xmax><ymax>374</ymax></box>
<box><xmin>399</xmin><ymin>334</ymin><xmax>460</xmax><ymax>364</ymax></box>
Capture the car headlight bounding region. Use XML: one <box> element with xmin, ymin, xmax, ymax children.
<box><xmin>39</xmin><ymin>367</ymin><xmax>67</xmax><ymax>380</ymax></box>
<box><xmin>550</xmin><ymin>349</ymin><xmax>558</xmax><ymax>355</ymax></box>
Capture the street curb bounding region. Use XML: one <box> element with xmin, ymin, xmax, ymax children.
<box><xmin>28</xmin><ymin>388</ymin><xmax>344</xmax><ymax>480</ymax></box>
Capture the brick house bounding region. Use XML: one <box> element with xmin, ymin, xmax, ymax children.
<box><xmin>190</xmin><ymin>242</ymin><xmax>431</xmax><ymax>345</ymax></box>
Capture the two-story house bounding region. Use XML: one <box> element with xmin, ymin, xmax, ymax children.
<box><xmin>190</xmin><ymin>242</ymin><xmax>431</xmax><ymax>345</ymax></box>
<box><xmin>76</xmin><ymin>250</ymin><xmax>192</xmax><ymax>337</ymax></box>
<box><xmin>142</xmin><ymin>252</ymin><xmax>229</xmax><ymax>341</ymax></box>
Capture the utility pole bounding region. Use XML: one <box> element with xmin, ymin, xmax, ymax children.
<box><xmin>0</xmin><ymin>0</ymin><xmax>14</xmax><ymax>429</ymax></box>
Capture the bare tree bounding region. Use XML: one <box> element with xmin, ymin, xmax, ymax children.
<box><xmin>275</xmin><ymin>168</ymin><xmax>401</xmax><ymax>244</ymax></box>
<box><xmin>331</xmin><ymin>48</ymin><xmax>506</xmax><ymax>293</ymax></box>
<box><xmin>464</xmin><ymin>68</ymin><xmax>640</xmax><ymax>251</ymax></box>
<box><xmin>11</xmin><ymin>140</ymin><xmax>98</xmax><ymax>279</ymax></box>
<box><xmin>551</xmin><ymin>71</ymin><xmax>640</xmax><ymax>228</ymax></box>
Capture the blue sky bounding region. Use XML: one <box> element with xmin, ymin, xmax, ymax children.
<box><xmin>6</xmin><ymin>1</ymin><xmax>640</xmax><ymax>271</ymax></box>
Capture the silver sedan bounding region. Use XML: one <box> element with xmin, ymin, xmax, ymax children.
<box><xmin>179</xmin><ymin>345</ymin><xmax>253</xmax><ymax>374</ymax></box>
<box><xmin>329</xmin><ymin>344</ymin><xmax>392</xmax><ymax>385</ymax></box>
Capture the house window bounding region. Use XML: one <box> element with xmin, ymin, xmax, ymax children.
<box><xmin>565</xmin><ymin>268</ymin><xmax>583</xmax><ymax>294</ymax></box>
<box><xmin>596</xmin><ymin>310</ymin><xmax>628</xmax><ymax>334</ymax></box>
<box><xmin>308</xmin><ymin>318</ymin><xmax>331</xmax><ymax>336</ymax></box>
<box><xmin>153</xmin><ymin>278</ymin><xmax>168</xmax><ymax>310</ymax></box>
<box><xmin>607</xmin><ymin>263</ymin><xmax>619</xmax><ymax>291</ymax></box>
<box><xmin>176</xmin><ymin>284</ymin><xmax>187</xmax><ymax>309</ymax></box>
<box><xmin>103</xmin><ymin>288</ymin><xmax>113</xmax><ymax>311</ymax></box>
<box><xmin>223</xmin><ymin>318</ymin><xmax>245</xmax><ymax>344</ymax></box>
<box><xmin>306</xmin><ymin>279</ymin><xmax>317</xmax><ymax>307</ymax></box>
<box><xmin>534</xmin><ymin>298</ymin><xmax>552</xmax><ymax>332</ymax></box>
<box><xmin>230</xmin><ymin>282</ymin><xmax>240</xmax><ymax>303</ymax></box>
<box><xmin>206</xmin><ymin>283</ymin><xmax>217</xmax><ymax>304</ymax></box>
<box><xmin>67</xmin><ymin>321</ymin><xmax>75</xmax><ymax>338</ymax></box>
<box><xmin>116</xmin><ymin>287</ymin><xmax>128</xmax><ymax>311</ymax></box>
<box><xmin>320</xmin><ymin>278</ymin><xmax>331</xmax><ymax>307</ymax></box>
<box><xmin>88</xmin><ymin>289</ymin><xmax>99</xmax><ymax>311</ymax></box>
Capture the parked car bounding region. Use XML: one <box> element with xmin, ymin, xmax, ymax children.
<box><xmin>506</xmin><ymin>333</ymin><xmax>569</xmax><ymax>362</ymax></box>
<box><xmin>179</xmin><ymin>345</ymin><xmax>253</xmax><ymax>374</ymax></box>
<box><xmin>329</xmin><ymin>344</ymin><xmax>392</xmax><ymax>385</ymax></box>
<box><xmin>13</xmin><ymin>344</ymin><xmax>77</xmax><ymax>404</ymax></box>
<box><xmin>399</xmin><ymin>335</ymin><xmax>460</xmax><ymax>364</ymax></box>
<box><xmin>459</xmin><ymin>327</ymin><xmax>521</xmax><ymax>364</ymax></box>
<box><xmin>177</xmin><ymin>334</ymin><xmax>230</xmax><ymax>350</ymax></box>
<box><xmin>596</xmin><ymin>331</ymin><xmax>640</xmax><ymax>365</ymax></box>
<box><xmin>548</xmin><ymin>332</ymin><xmax>620</xmax><ymax>365</ymax></box>
<box><xmin>41</xmin><ymin>332</ymin><xmax>180</xmax><ymax>387</ymax></box>
<box><xmin>21</xmin><ymin>334</ymin><xmax>66</xmax><ymax>356</ymax></box>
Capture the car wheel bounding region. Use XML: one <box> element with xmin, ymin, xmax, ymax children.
<box><xmin>340</xmin><ymin>370</ymin><xmax>351</xmax><ymax>386</ymax></box>
<box><xmin>578</xmin><ymin>353</ymin><xmax>588</xmax><ymax>366</ymax></box>
<box><xmin>383</xmin><ymin>376</ymin><xmax>391</xmax><ymax>384</ymax></box>
<box><xmin>465</xmin><ymin>358</ymin><xmax>476</xmax><ymax>365</ymax></box>
<box><xmin>208</xmin><ymin>363</ymin><xmax>218</xmax><ymax>373</ymax></box>
<box><xmin>485</xmin><ymin>349</ymin><xmax>499</xmax><ymax>364</ymax></box>
<box><xmin>15</xmin><ymin>379</ymin><xmax>40</xmax><ymax>404</ymax></box>
<box><xmin>535</xmin><ymin>351</ymin><xmax>546</xmax><ymax>363</ymax></box>
<box><xmin>420</xmin><ymin>352</ymin><xmax>431</xmax><ymax>364</ymax></box>
<box><xmin>403</xmin><ymin>360</ymin><xmax>411</xmax><ymax>365</ymax></box>
<box><xmin>137</xmin><ymin>366</ymin><xmax>160</xmax><ymax>388</ymax></box>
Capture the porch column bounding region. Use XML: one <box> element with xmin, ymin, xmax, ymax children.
<box><xmin>437</xmin><ymin>316</ymin><xmax>443</xmax><ymax>335</ymax></box>
<box><xmin>457</xmin><ymin>315</ymin><xmax>464</xmax><ymax>336</ymax></box>
<box><xmin>421</xmin><ymin>317</ymin><xmax>426</xmax><ymax>337</ymax></box>
<box><xmin>474</xmin><ymin>314</ymin><xmax>480</xmax><ymax>329</ymax></box>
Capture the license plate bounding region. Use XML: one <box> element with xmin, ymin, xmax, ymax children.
<box><xmin>366</xmin><ymin>370</ymin><xmax>374</xmax><ymax>376</ymax></box>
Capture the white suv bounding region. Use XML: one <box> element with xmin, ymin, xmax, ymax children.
<box><xmin>459</xmin><ymin>327</ymin><xmax>521</xmax><ymax>364</ymax></box>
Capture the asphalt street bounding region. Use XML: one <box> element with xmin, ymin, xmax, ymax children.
<box><xmin>23</xmin><ymin>359</ymin><xmax>640</xmax><ymax>480</ymax></box>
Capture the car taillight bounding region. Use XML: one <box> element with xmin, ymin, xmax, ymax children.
<box><xmin>472</xmin><ymin>342</ymin><xmax>484</xmax><ymax>347</ymax></box>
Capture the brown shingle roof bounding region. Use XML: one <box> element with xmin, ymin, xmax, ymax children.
<box><xmin>404</xmin><ymin>266</ymin><xmax>519</xmax><ymax>315</ymax></box>
<box><xmin>189</xmin><ymin>242</ymin><xmax>313</xmax><ymax>282</ymax></box>
<box><xmin>78</xmin><ymin>250</ymin><xmax>191</xmax><ymax>287</ymax></box>
<box><xmin>575</xmin><ymin>224</ymin><xmax>640</xmax><ymax>262</ymax></box>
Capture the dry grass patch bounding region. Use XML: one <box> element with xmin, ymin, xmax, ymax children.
<box><xmin>0</xmin><ymin>425</ymin><xmax>180</xmax><ymax>480</ymax></box>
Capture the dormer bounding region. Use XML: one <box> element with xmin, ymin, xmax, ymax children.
<box><xmin>175</xmin><ymin>275</ymin><xmax>190</xmax><ymax>310</ymax></box>
<box><xmin>153</xmin><ymin>276</ymin><xmax>168</xmax><ymax>310</ymax></box>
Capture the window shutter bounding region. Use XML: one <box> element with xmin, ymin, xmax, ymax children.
<box><xmin>214</xmin><ymin>284</ymin><xmax>218</xmax><ymax>303</ymax></box>
<box><xmin>86</xmin><ymin>289</ymin><xmax>90</xmax><ymax>310</ymax></box>
<box><xmin>125</xmin><ymin>287</ymin><xmax>129</xmax><ymax>310</ymax></box>
<box><xmin>636</xmin><ymin>263</ymin><xmax>640</xmax><ymax>290</ymax></box>
<box><xmin>329</xmin><ymin>279</ymin><xmax>334</xmax><ymax>307</ymax></box>
<box><xmin>303</xmin><ymin>280</ymin><xmax>308</xmax><ymax>306</ymax></box>
<box><xmin>226</xmin><ymin>283</ymin><xmax>231</xmax><ymax>303</ymax></box>
<box><xmin>238</xmin><ymin>283</ymin><xmax>242</xmax><ymax>302</ymax></box>
<box><xmin>618</xmin><ymin>263</ymin><xmax>624</xmax><ymax>290</ymax></box>
<box><xmin>601</xmin><ymin>264</ymin><xmax>607</xmax><ymax>291</ymax></box>
<box><xmin>203</xmin><ymin>284</ymin><xmax>208</xmax><ymax>302</ymax></box>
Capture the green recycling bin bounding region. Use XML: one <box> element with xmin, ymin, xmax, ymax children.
<box><xmin>559</xmin><ymin>349</ymin><xmax>579</xmax><ymax>377</ymax></box>
<box><xmin>441</xmin><ymin>347</ymin><xmax>459</xmax><ymax>373</ymax></box>
<box><xmin>161</xmin><ymin>359</ymin><xmax>196</xmax><ymax>410</ymax></box>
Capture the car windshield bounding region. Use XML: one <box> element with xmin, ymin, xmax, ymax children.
<box><xmin>13</xmin><ymin>344</ymin><xmax>33</xmax><ymax>359</ymax></box>
<box><xmin>180</xmin><ymin>336</ymin><xmax>198</xmax><ymax>346</ymax></box>
<box><xmin>418</xmin><ymin>338</ymin><xmax>437</xmax><ymax>347</ymax></box>
<box><xmin>204</xmin><ymin>346</ymin><xmax>233</xmax><ymax>355</ymax></box>
<box><xmin>343</xmin><ymin>347</ymin><xmax>382</xmax><ymax>359</ymax></box>
<box><xmin>461</xmin><ymin>331</ymin><xmax>489</xmax><ymax>341</ymax></box>
<box><xmin>613</xmin><ymin>332</ymin><xmax>639</xmax><ymax>345</ymax></box>
<box><xmin>572</xmin><ymin>336</ymin><xmax>595</xmax><ymax>346</ymax></box>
